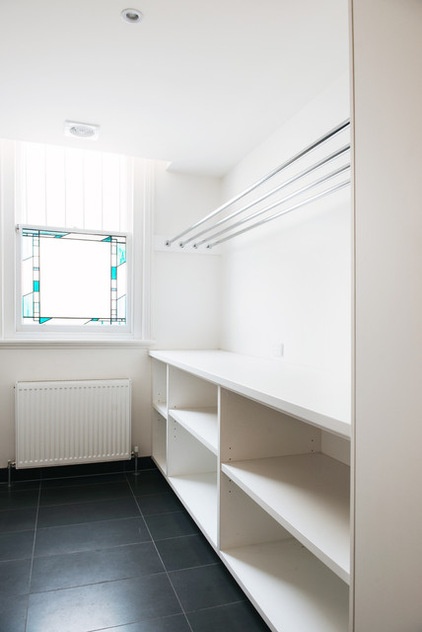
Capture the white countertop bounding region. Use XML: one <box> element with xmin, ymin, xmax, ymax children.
<box><xmin>149</xmin><ymin>349</ymin><xmax>351</xmax><ymax>437</ymax></box>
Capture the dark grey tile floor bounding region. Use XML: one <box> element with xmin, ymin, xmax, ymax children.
<box><xmin>0</xmin><ymin>466</ymin><xmax>271</xmax><ymax>632</ymax></box>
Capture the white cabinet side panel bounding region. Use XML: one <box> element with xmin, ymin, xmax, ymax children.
<box><xmin>353</xmin><ymin>0</ymin><xmax>422</xmax><ymax>629</ymax></box>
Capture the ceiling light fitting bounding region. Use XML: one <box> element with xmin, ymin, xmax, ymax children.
<box><xmin>121</xmin><ymin>8</ymin><xmax>143</xmax><ymax>24</ymax></box>
<box><xmin>64</xmin><ymin>121</ymin><xmax>100</xmax><ymax>140</ymax></box>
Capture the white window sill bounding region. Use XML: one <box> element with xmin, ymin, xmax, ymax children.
<box><xmin>0</xmin><ymin>338</ymin><xmax>155</xmax><ymax>349</ymax></box>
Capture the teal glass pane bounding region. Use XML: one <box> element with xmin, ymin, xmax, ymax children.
<box><xmin>117</xmin><ymin>243</ymin><xmax>126</xmax><ymax>265</ymax></box>
<box><xmin>22</xmin><ymin>294</ymin><xmax>33</xmax><ymax>317</ymax></box>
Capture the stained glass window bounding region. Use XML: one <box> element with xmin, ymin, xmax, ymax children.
<box><xmin>20</xmin><ymin>227</ymin><xmax>127</xmax><ymax>326</ymax></box>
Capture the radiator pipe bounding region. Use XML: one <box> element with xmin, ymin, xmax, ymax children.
<box><xmin>7</xmin><ymin>460</ymin><xmax>15</xmax><ymax>488</ymax></box>
<box><xmin>133</xmin><ymin>446</ymin><xmax>139</xmax><ymax>476</ymax></box>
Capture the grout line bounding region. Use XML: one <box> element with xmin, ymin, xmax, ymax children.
<box><xmin>28</xmin><ymin>514</ymin><xmax>149</xmax><ymax>539</ymax></box>
<box><xmin>125</xmin><ymin>472</ymin><xmax>195</xmax><ymax>632</ymax></box>
<box><xmin>86</xmin><ymin>612</ymin><xmax>190</xmax><ymax>632</ymax></box>
<box><xmin>183</xmin><ymin>598</ymin><xmax>249</xmax><ymax>614</ymax></box>
<box><xmin>25</xmin><ymin>478</ymin><xmax>42</xmax><ymax>632</ymax></box>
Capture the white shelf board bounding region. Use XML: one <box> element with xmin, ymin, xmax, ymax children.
<box><xmin>222</xmin><ymin>453</ymin><xmax>350</xmax><ymax>583</ymax></box>
<box><xmin>221</xmin><ymin>539</ymin><xmax>348</xmax><ymax>632</ymax></box>
<box><xmin>149</xmin><ymin>350</ymin><xmax>350</xmax><ymax>437</ymax></box>
<box><xmin>153</xmin><ymin>401</ymin><xmax>167</xmax><ymax>418</ymax></box>
<box><xmin>169</xmin><ymin>407</ymin><xmax>218</xmax><ymax>454</ymax></box>
<box><xmin>168</xmin><ymin>471</ymin><xmax>218</xmax><ymax>545</ymax></box>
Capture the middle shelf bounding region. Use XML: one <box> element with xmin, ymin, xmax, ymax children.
<box><xmin>169</xmin><ymin>407</ymin><xmax>218</xmax><ymax>454</ymax></box>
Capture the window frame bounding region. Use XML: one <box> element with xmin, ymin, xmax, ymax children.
<box><xmin>16</xmin><ymin>224</ymin><xmax>132</xmax><ymax>336</ymax></box>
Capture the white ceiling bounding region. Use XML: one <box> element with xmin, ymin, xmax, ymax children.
<box><xmin>0</xmin><ymin>0</ymin><xmax>349</xmax><ymax>176</ymax></box>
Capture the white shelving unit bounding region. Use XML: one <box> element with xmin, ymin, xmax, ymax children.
<box><xmin>150</xmin><ymin>349</ymin><xmax>351</xmax><ymax>632</ymax></box>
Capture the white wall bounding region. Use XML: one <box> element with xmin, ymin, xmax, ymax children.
<box><xmin>0</xmin><ymin>345</ymin><xmax>150</xmax><ymax>465</ymax></box>
<box><xmin>220</xmin><ymin>74</ymin><xmax>351</xmax><ymax>380</ymax></box>
<box><xmin>352</xmin><ymin>1</ymin><xmax>422</xmax><ymax>629</ymax></box>
<box><xmin>151</xmin><ymin>162</ymin><xmax>222</xmax><ymax>349</ymax></box>
<box><xmin>0</xmin><ymin>156</ymin><xmax>221</xmax><ymax>468</ymax></box>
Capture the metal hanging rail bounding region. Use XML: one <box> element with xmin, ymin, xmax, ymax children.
<box><xmin>195</xmin><ymin>164</ymin><xmax>350</xmax><ymax>248</ymax></box>
<box><xmin>206</xmin><ymin>179</ymin><xmax>350</xmax><ymax>249</ymax></box>
<box><xmin>165</xmin><ymin>119</ymin><xmax>351</xmax><ymax>249</ymax></box>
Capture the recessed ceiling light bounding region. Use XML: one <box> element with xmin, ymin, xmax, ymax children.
<box><xmin>121</xmin><ymin>8</ymin><xmax>143</xmax><ymax>24</ymax></box>
<box><xmin>64</xmin><ymin>121</ymin><xmax>100</xmax><ymax>140</ymax></box>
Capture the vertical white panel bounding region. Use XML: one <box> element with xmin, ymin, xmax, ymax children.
<box><xmin>102</xmin><ymin>153</ymin><xmax>121</xmax><ymax>232</ymax></box>
<box><xmin>24</xmin><ymin>143</ymin><xmax>47</xmax><ymax>225</ymax></box>
<box><xmin>65</xmin><ymin>149</ymin><xmax>84</xmax><ymax>228</ymax></box>
<box><xmin>119</xmin><ymin>156</ymin><xmax>130</xmax><ymax>233</ymax></box>
<box><xmin>83</xmin><ymin>151</ymin><xmax>102</xmax><ymax>230</ymax></box>
<box><xmin>45</xmin><ymin>146</ymin><xmax>66</xmax><ymax>226</ymax></box>
<box><xmin>352</xmin><ymin>0</ymin><xmax>422</xmax><ymax>630</ymax></box>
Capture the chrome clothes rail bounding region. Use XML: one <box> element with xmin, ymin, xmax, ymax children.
<box><xmin>165</xmin><ymin>119</ymin><xmax>350</xmax><ymax>250</ymax></box>
<box><xmin>206</xmin><ymin>180</ymin><xmax>350</xmax><ymax>249</ymax></box>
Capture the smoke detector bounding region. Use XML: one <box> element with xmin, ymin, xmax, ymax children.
<box><xmin>64</xmin><ymin>121</ymin><xmax>100</xmax><ymax>140</ymax></box>
<box><xmin>121</xmin><ymin>8</ymin><xmax>143</xmax><ymax>24</ymax></box>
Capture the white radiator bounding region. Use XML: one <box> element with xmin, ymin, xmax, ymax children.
<box><xmin>15</xmin><ymin>379</ymin><xmax>132</xmax><ymax>469</ymax></box>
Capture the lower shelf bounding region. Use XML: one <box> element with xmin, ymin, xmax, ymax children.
<box><xmin>221</xmin><ymin>539</ymin><xmax>349</xmax><ymax>632</ymax></box>
<box><xmin>168</xmin><ymin>471</ymin><xmax>218</xmax><ymax>545</ymax></box>
<box><xmin>222</xmin><ymin>453</ymin><xmax>350</xmax><ymax>582</ymax></box>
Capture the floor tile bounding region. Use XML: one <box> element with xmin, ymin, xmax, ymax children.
<box><xmin>41</xmin><ymin>473</ymin><xmax>127</xmax><ymax>488</ymax></box>
<box><xmin>106</xmin><ymin>614</ymin><xmax>192</xmax><ymax>631</ymax></box>
<box><xmin>0</xmin><ymin>481</ymin><xmax>40</xmax><ymax>492</ymax></box>
<box><xmin>136</xmin><ymin>492</ymin><xmax>184</xmax><ymax>516</ymax></box>
<box><xmin>31</xmin><ymin>542</ymin><xmax>164</xmax><ymax>592</ymax></box>
<box><xmin>34</xmin><ymin>517</ymin><xmax>151</xmax><ymax>557</ymax></box>
<box><xmin>26</xmin><ymin>574</ymin><xmax>182</xmax><ymax>632</ymax></box>
<box><xmin>0</xmin><ymin>507</ymin><xmax>37</xmax><ymax>533</ymax></box>
<box><xmin>187</xmin><ymin>601</ymin><xmax>271</xmax><ymax>631</ymax></box>
<box><xmin>40</xmin><ymin>462</ymin><xmax>132</xmax><ymax>480</ymax></box>
<box><xmin>169</xmin><ymin>563</ymin><xmax>246</xmax><ymax>612</ymax></box>
<box><xmin>0</xmin><ymin>530</ymin><xmax>34</xmax><ymax>561</ymax></box>
<box><xmin>129</xmin><ymin>470</ymin><xmax>171</xmax><ymax>496</ymax></box>
<box><xmin>0</xmin><ymin>466</ymin><xmax>270</xmax><ymax>632</ymax></box>
<box><xmin>4</xmin><ymin>469</ymin><xmax>43</xmax><ymax>484</ymax></box>
<box><xmin>40</xmin><ymin>480</ymin><xmax>132</xmax><ymax>506</ymax></box>
<box><xmin>156</xmin><ymin>534</ymin><xmax>219</xmax><ymax>571</ymax></box>
<box><xmin>0</xmin><ymin>488</ymin><xmax>39</xmax><ymax>510</ymax></box>
<box><xmin>145</xmin><ymin>510</ymin><xmax>200</xmax><ymax>541</ymax></box>
<box><xmin>0</xmin><ymin>593</ymin><xmax>28</xmax><ymax>632</ymax></box>
<box><xmin>0</xmin><ymin>559</ymin><xmax>31</xmax><ymax>595</ymax></box>
<box><xmin>37</xmin><ymin>496</ymin><xmax>139</xmax><ymax>527</ymax></box>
